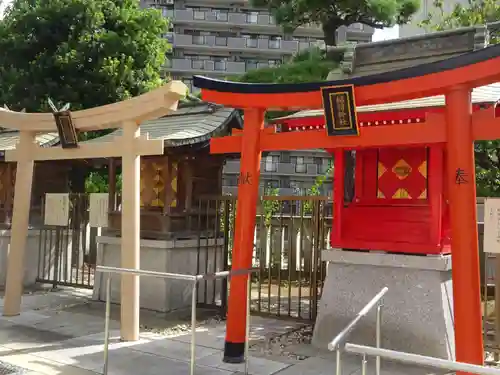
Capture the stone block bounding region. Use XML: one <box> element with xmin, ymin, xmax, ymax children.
<box><xmin>312</xmin><ymin>250</ymin><xmax>454</xmax><ymax>360</ymax></box>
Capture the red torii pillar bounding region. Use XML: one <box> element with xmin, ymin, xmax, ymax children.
<box><xmin>223</xmin><ymin>109</ymin><xmax>264</xmax><ymax>362</ymax></box>
<box><xmin>445</xmin><ymin>87</ymin><xmax>483</xmax><ymax>363</ymax></box>
<box><xmin>193</xmin><ymin>43</ymin><xmax>500</xmax><ymax>367</ymax></box>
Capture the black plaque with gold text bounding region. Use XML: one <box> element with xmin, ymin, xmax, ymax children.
<box><xmin>321</xmin><ymin>85</ymin><xmax>359</xmax><ymax>136</ymax></box>
<box><xmin>53</xmin><ymin>111</ymin><xmax>79</xmax><ymax>149</ymax></box>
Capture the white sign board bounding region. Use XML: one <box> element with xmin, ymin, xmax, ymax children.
<box><xmin>44</xmin><ymin>193</ymin><xmax>70</xmax><ymax>226</ymax></box>
<box><xmin>483</xmin><ymin>197</ymin><xmax>500</xmax><ymax>254</ymax></box>
<box><xmin>89</xmin><ymin>193</ymin><xmax>109</xmax><ymax>228</ymax></box>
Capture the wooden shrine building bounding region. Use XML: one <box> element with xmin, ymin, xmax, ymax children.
<box><xmin>0</xmin><ymin>119</ymin><xmax>71</xmax><ymax>227</ymax></box>
<box><xmin>91</xmin><ymin>100</ymin><xmax>242</xmax><ymax>239</ymax></box>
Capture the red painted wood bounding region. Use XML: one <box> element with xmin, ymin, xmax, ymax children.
<box><xmin>330</xmin><ymin>146</ymin><xmax>450</xmax><ymax>255</ymax></box>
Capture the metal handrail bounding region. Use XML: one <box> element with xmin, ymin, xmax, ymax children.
<box><xmin>345</xmin><ymin>344</ymin><xmax>500</xmax><ymax>375</ymax></box>
<box><xmin>328</xmin><ymin>287</ymin><xmax>388</xmax><ymax>375</ymax></box>
<box><xmin>95</xmin><ymin>266</ymin><xmax>258</xmax><ymax>375</ymax></box>
<box><xmin>328</xmin><ymin>287</ymin><xmax>388</xmax><ymax>350</ymax></box>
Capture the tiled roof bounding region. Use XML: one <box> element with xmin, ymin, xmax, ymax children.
<box><xmin>0</xmin><ymin>102</ymin><xmax>241</xmax><ymax>150</ymax></box>
<box><xmin>85</xmin><ymin>102</ymin><xmax>241</xmax><ymax>147</ymax></box>
<box><xmin>0</xmin><ymin>130</ymin><xmax>59</xmax><ymax>151</ymax></box>
<box><xmin>273</xmin><ymin>83</ymin><xmax>500</xmax><ymax>121</ymax></box>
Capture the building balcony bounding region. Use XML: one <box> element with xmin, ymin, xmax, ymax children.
<box><xmin>172</xmin><ymin>9</ymin><xmax>324</xmax><ymax>37</ymax></box>
<box><xmin>173</xmin><ymin>33</ymin><xmax>324</xmax><ymax>54</ymax></box>
<box><xmin>223</xmin><ymin>160</ymin><xmax>329</xmax><ymax>177</ymax></box>
<box><xmin>167</xmin><ymin>58</ymin><xmax>246</xmax><ymax>75</ymax></box>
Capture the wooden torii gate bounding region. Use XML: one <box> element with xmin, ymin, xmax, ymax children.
<box><xmin>193</xmin><ymin>44</ymin><xmax>500</xmax><ymax>367</ymax></box>
<box><xmin>0</xmin><ymin>81</ymin><xmax>186</xmax><ymax>341</ymax></box>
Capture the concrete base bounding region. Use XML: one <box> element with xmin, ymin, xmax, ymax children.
<box><xmin>93</xmin><ymin>235</ymin><xmax>225</xmax><ymax>312</ymax></box>
<box><xmin>0</xmin><ymin>229</ymin><xmax>74</xmax><ymax>288</ymax></box>
<box><xmin>312</xmin><ymin>250</ymin><xmax>455</xmax><ymax>360</ymax></box>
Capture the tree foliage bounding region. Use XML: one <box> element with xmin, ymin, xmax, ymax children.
<box><xmin>0</xmin><ymin>0</ymin><xmax>171</xmax><ymax>193</ymax></box>
<box><xmin>235</xmin><ymin>47</ymin><xmax>338</xmax><ymax>84</ymax></box>
<box><xmin>253</xmin><ymin>0</ymin><xmax>419</xmax><ymax>45</ymax></box>
<box><xmin>421</xmin><ymin>0</ymin><xmax>500</xmax><ymax>196</ymax></box>
<box><xmin>0</xmin><ymin>0</ymin><xmax>170</xmax><ymax>113</ymax></box>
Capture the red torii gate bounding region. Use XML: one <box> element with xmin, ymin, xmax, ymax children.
<box><xmin>193</xmin><ymin>44</ymin><xmax>500</xmax><ymax>368</ymax></box>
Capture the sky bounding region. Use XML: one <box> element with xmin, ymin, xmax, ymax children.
<box><xmin>0</xmin><ymin>0</ymin><xmax>400</xmax><ymax>40</ymax></box>
<box><xmin>0</xmin><ymin>0</ymin><xmax>9</xmax><ymax>18</ymax></box>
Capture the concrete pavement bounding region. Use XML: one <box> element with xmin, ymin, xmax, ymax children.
<box><xmin>0</xmin><ymin>288</ymin><xmax>451</xmax><ymax>375</ymax></box>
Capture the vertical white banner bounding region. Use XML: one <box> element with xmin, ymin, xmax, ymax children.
<box><xmin>89</xmin><ymin>193</ymin><xmax>109</xmax><ymax>228</ymax></box>
<box><xmin>44</xmin><ymin>193</ymin><xmax>70</xmax><ymax>226</ymax></box>
<box><xmin>483</xmin><ymin>197</ymin><xmax>500</xmax><ymax>254</ymax></box>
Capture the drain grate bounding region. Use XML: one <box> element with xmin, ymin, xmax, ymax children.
<box><xmin>0</xmin><ymin>361</ymin><xmax>28</xmax><ymax>375</ymax></box>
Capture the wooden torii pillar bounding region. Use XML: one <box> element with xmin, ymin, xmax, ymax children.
<box><xmin>0</xmin><ymin>81</ymin><xmax>186</xmax><ymax>341</ymax></box>
<box><xmin>193</xmin><ymin>43</ymin><xmax>500</xmax><ymax>369</ymax></box>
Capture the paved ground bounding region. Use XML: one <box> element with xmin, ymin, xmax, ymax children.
<box><xmin>0</xmin><ymin>288</ymin><xmax>453</xmax><ymax>375</ymax></box>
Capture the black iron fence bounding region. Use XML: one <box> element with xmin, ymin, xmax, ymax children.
<box><xmin>35</xmin><ymin>194</ymin><xmax>95</xmax><ymax>289</ymax></box>
<box><xmin>194</xmin><ymin>195</ymin><xmax>333</xmax><ymax>322</ymax></box>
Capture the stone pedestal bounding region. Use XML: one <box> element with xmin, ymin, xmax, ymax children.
<box><xmin>0</xmin><ymin>229</ymin><xmax>74</xmax><ymax>288</ymax></box>
<box><xmin>0</xmin><ymin>229</ymin><xmax>40</xmax><ymax>288</ymax></box>
<box><xmin>312</xmin><ymin>249</ymin><xmax>455</xmax><ymax>360</ymax></box>
<box><xmin>92</xmin><ymin>235</ymin><xmax>225</xmax><ymax>312</ymax></box>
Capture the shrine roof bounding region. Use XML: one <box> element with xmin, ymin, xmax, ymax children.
<box><xmin>84</xmin><ymin>101</ymin><xmax>242</xmax><ymax>147</ymax></box>
<box><xmin>272</xmin><ymin>83</ymin><xmax>500</xmax><ymax>122</ymax></box>
<box><xmin>0</xmin><ymin>130</ymin><xmax>58</xmax><ymax>152</ymax></box>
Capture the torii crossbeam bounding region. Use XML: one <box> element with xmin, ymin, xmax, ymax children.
<box><xmin>193</xmin><ymin>44</ymin><xmax>500</xmax><ymax>369</ymax></box>
<box><xmin>0</xmin><ymin>81</ymin><xmax>186</xmax><ymax>341</ymax></box>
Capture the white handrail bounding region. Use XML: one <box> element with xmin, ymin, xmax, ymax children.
<box><xmin>328</xmin><ymin>287</ymin><xmax>388</xmax><ymax>351</ymax></box>
<box><xmin>345</xmin><ymin>344</ymin><xmax>500</xmax><ymax>375</ymax></box>
<box><xmin>95</xmin><ymin>266</ymin><xmax>258</xmax><ymax>375</ymax></box>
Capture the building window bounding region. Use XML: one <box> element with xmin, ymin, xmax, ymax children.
<box><xmin>214</xmin><ymin>58</ymin><xmax>227</xmax><ymax>71</ymax></box>
<box><xmin>214</xmin><ymin>9</ymin><xmax>228</xmax><ymax>21</ymax></box>
<box><xmin>215</xmin><ymin>37</ymin><xmax>228</xmax><ymax>46</ymax></box>
<box><xmin>192</xmin><ymin>35</ymin><xmax>204</xmax><ymax>44</ymax></box>
<box><xmin>268</xmin><ymin>59</ymin><xmax>281</xmax><ymax>66</ymax></box>
<box><xmin>162</xmin><ymin>8</ymin><xmax>174</xmax><ymax>18</ymax></box>
<box><xmin>264</xmin><ymin>155</ymin><xmax>279</xmax><ymax>172</ymax></box>
<box><xmin>246</xmin><ymin>11</ymin><xmax>258</xmax><ymax>23</ymax></box>
<box><xmin>192</xmin><ymin>59</ymin><xmax>204</xmax><ymax>69</ymax></box>
<box><xmin>269</xmin><ymin>36</ymin><xmax>281</xmax><ymax>49</ymax></box>
<box><xmin>265</xmin><ymin>180</ymin><xmax>280</xmax><ymax>189</ymax></box>
<box><xmin>244</xmin><ymin>59</ymin><xmax>258</xmax><ymax>70</ymax></box>
<box><xmin>291</xmin><ymin>156</ymin><xmax>306</xmax><ymax>173</ymax></box>
<box><xmin>243</xmin><ymin>34</ymin><xmax>258</xmax><ymax>48</ymax></box>
<box><xmin>193</xmin><ymin>10</ymin><xmax>205</xmax><ymax>20</ymax></box>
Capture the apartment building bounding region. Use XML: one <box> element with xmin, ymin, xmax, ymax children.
<box><xmin>140</xmin><ymin>0</ymin><xmax>374</xmax><ymax>197</ymax></box>
<box><xmin>141</xmin><ymin>0</ymin><xmax>374</xmax><ymax>93</ymax></box>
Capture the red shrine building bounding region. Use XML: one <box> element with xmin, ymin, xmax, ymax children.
<box><xmin>271</xmin><ymin>84</ymin><xmax>500</xmax><ymax>256</ymax></box>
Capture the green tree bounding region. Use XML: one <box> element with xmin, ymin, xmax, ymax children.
<box><xmin>0</xmin><ymin>0</ymin><xmax>171</xmax><ymax>192</ymax></box>
<box><xmin>420</xmin><ymin>0</ymin><xmax>500</xmax><ymax>38</ymax></box>
<box><xmin>253</xmin><ymin>0</ymin><xmax>420</xmax><ymax>46</ymax></box>
<box><xmin>420</xmin><ymin>0</ymin><xmax>500</xmax><ymax>196</ymax></box>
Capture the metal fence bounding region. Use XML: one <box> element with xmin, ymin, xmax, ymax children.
<box><xmin>195</xmin><ymin>195</ymin><xmax>333</xmax><ymax>322</ymax></box>
<box><xmin>96</xmin><ymin>265</ymin><xmax>258</xmax><ymax>375</ymax></box>
<box><xmin>35</xmin><ymin>194</ymin><xmax>96</xmax><ymax>289</ymax></box>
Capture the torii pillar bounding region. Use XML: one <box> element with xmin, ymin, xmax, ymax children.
<box><xmin>1</xmin><ymin>81</ymin><xmax>186</xmax><ymax>342</ymax></box>
<box><xmin>445</xmin><ymin>86</ymin><xmax>483</xmax><ymax>364</ymax></box>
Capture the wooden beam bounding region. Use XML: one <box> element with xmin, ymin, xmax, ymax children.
<box><xmin>472</xmin><ymin>107</ymin><xmax>500</xmax><ymax>140</ymax></box>
<box><xmin>5</xmin><ymin>139</ymin><xmax>164</xmax><ymax>161</ymax></box>
<box><xmin>0</xmin><ymin>81</ymin><xmax>187</xmax><ymax>132</ymax></box>
<box><xmin>3</xmin><ymin>131</ymin><xmax>36</xmax><ymax>316</ymax></box>
<box><xmin>210</xmin><ymin>114</ymin><xmax>446</xmax><ymax>154</ymax></box>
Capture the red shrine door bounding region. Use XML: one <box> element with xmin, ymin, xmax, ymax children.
<box><xmin>332</xmin><ymin>146</ymin><xmax>450</xmax><ymax>254</ymax></box>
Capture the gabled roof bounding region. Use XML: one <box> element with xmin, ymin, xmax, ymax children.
<box><xmin>0</xmin><ymin>130</ymin><xmax>59</xmax><ymax>151</ymax></box>
<box><xmin>0</xmin><ymin>102</ymin><xmax>242</xmax><ymax>152</ymax></box>
<box><xmin>85</xmin><ymin>101</ymin><xmax>241</xmax><ymax>147</ymax></box>
<box><xmin>272</xmin><ymin>83</ymin><xmax>500</xmax><ymax>122</ymax></box>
